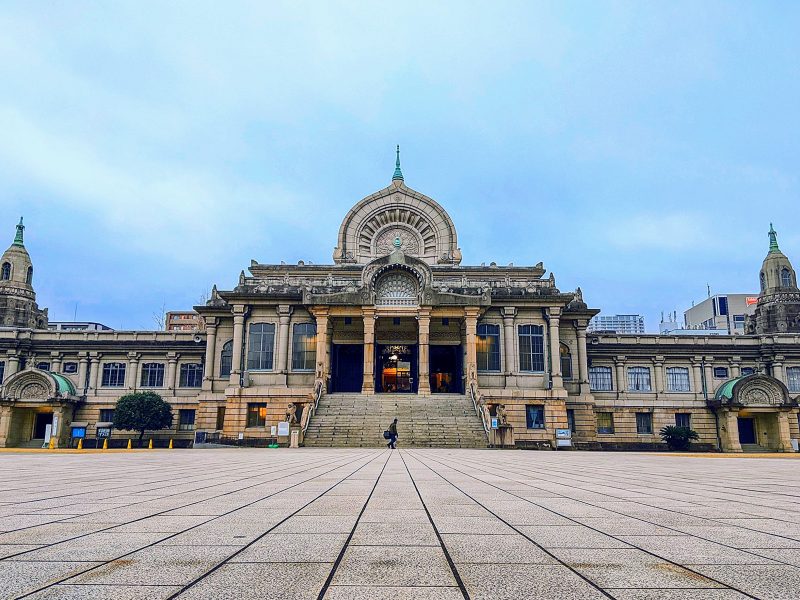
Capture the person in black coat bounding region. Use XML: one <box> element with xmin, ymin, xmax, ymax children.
<box><xmin>387</xmin><ymin>418</ymin><xmax>398</xmax><ymax>449</ymax></box>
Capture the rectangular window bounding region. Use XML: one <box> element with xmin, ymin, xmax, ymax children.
<box><xmin>518</xmin><ymin>324</ymin><xmax>545</xmax><ymax>372</ymax></box>
<box><xmin>220</xmin><ymin>341</ymin><xmax>233</xmax><ymax>377</ymax></box>
<box><xmin>180</xmin><ymin>363</ymin><xmax>203</xmax><ymax>388</ymax></box>
<box><xmin>525</xmin><ymin>405</ymin><xmax>545</xmax><ymax>429</ymax></box>
<box><xmin>561</xmin><ymin>348</ymin><xmax>573</xmax><ymax>380</ymax></box>
<box><xmin>247</xmin><ymin>323</ymin><xmax>275</xmax><ymax>371</ymax></box>
<box><xmin>718</xmin><ymin>296</ymin><xmax>729</xmax><ymax>316</ymax></box>
<box><xmin>101</xmin><ymin>363</ymin><xmax>126</xmax><ymax>387</ymax></box>
<box><xmin>596</xmin><ymin>412</ymin><xmax>614</xmax><ymax>434</ymax></box>
<box><xmin>713</xmin><ymin>367</ymin><xmax>729</xmax><ymax>379</ymax></box>
<box><xmin>291</xmin><ymin>323</ymin><xmax>317</xmax><ymax>371</ymax></box>
<box><xmin>178</xmin><ymin>409</ymin><xmax>196</xmax><ymax>430</ymax></box>
<box><xmin>62</xmin><ymin>362</ymin><xmax>78</xmax><ymax>374</ymax></box>
<box><xmin>675</xmin><ymin>413</ymin><xmax>691</xmax><ymax>428</ymax></box>
<box><xmin>477</xmin><ymin>323</ymin><xmax>501</xmax><ymax>372</ymax></box>
<box><xmin>589</xmin><ymin>366</ymin><xmax>613</xmax><ymax>391</ymax></box>
<box><xmin>99</xmin><ymin>409</ymin><xmax>115</xmax><ymax>422</ymax></box>
<box><xmin>666</xmin><ymin>367</ymin><xmax>691</xmax><ymax>392</ymax></box>
<box><xmin>627</xmin><ymin>367</ymin><xmax>652</xmax><ymax>391</ymax></box>
<box><xmin>246</xmin><ymin>403</ymin><xmax>267</xmax><ymax>427</ymax></box>
<box><xmin>741</xmin><ymin>367</ymin><xmax>755</xmax><ymax>376</ymax></box>
<box><xmin>787</xmin><ymin>367</ymin><xmax>800</xmax><ymax>393</ymax></box>
<box><xmin>36</xmin><ymin>361</ymin><xmax>50</xmax><ymax>371</ymax></box>
<box><xmin>636</xmin><ymin>412</ymin><xmax>653</xmax><ymax>434</ymax></box>
<box><xmin>566</xmin><ymin>408</ymin><xmax>576</xmax><ymax>433</ymax></box>
<box><xmin>0</xmin><ymin>361</ymin><xmax>4</xmax><ymax>384</ymax></box>
<box><xmin>140</xmin><ymin>363</ymin><xmax>165</xmax><ymax>387</ymax></box>
<box><xmin>216</xmin><ymin>406</ymin><xmax>226</xmax><ymax>430</ymax></box>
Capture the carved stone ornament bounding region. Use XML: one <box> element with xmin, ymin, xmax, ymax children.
<box><xmin>20</xmin><ymin>383</ymin><xmax>48</xmax><ymax>400</ymax></box>
<box><xmin>738</xmin><ymin>382</ymin><xmax>783</xmax><ymax>406</ymax></box>
<box><xmin>375</xmin><ymin>228</ymin><xmax>420</xmax><ymax>256</ymax></box>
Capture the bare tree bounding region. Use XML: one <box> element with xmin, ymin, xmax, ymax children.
<box><xmin>151</xmin><ymin>301</ymin><xmax>166</xmax><ymax>330</ymax></box>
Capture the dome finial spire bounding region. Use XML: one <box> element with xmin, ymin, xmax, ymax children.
<box><xmin>768</xmin><ymin>222</ymin><xmax>780</xmax><ymax>254</ymax></box>
<box><xmin>13</xmin><ymin>217</ymin><xmax>24</xmax><ymax>247</ymax></box>
<box><xmin>392</xmin><ymin>144</ymin><xmax>404</xmax><ymax>181</ymax></box>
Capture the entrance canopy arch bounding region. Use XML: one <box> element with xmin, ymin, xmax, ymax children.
<box><xmin>1</xmin><ymin>368</ymin><xmax>77</xmax><ymax>403</ymax></box>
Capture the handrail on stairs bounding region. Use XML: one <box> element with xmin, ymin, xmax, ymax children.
<box><xmin>301</xmin><ymin>377</ymin><xmax>325</xmax><ymax>435</ymax></box>
<box><xmin>468</xmin><ymin>379</ymin><xmax>491</xmax><ymax>441</ymax></box>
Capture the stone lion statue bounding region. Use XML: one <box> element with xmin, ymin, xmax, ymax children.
<box><xmin>495</xmin><ymin>403</ymin><xmax>508</xmax><ymax>426</ymax></box>
<box><xmin>285</xmin><ymin>402</ymin><xmax>298</xmax><ymax>425</ymax></box>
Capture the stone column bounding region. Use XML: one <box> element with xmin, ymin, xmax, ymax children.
<box><xmin>6</xmin><ymin>353</ymin><xmax>19</xmax><ymax>377</ymax></box>
<box><xmin>614</xmin><ymin>356</ymin><xmax>626</xmax><ymax>396</ymax></box>
<box><xmin>703</xmin><ymin>358</ymin><xmax>715</xmax><ymax>395</ymax></box>
<box><xmin>127</xmin><ymin>352</ymin><xmax>139</xmax><ymax>391</ymax></box>
<box><xmin>312</xmin><ymin>308</ymin><xmax>330</xmax><ymax>388</ymax></box>
<box><xmin>203</xmin><ymin>318</ymin><xmax>217</xmax><ymax>390</ymax></box>
<box><xmin>691</xmin><ymin>357</ymin><xmax>703</xmax><ymax>398</ymax></box>
<box><xmin>0</xmin><ymin>405</ymin><xmax>12</xmax><ymax>448</ymax></box>
<box><xmin>464</xmin><ymin>307</ymin><xmax>480</xmax><ymax>385</ymax></box>
<box><xmin>50</xmin><ymin>352</ymin><xmax>62</xmax><ymax>374</ymax></box>
<box><xmin>167</xmin><ymin>353</ymin><xmax>178</xmax><ymax>390</ymax></box>
<box><xmin>89</xmin><ymin>353</ymin><xmax>101</xmax><ymax>391</ymax></box>
<box><xmin>777</xmin><ymin>411</ymin><xmax>794</xmax><ymax>452</ymax></box>
<box><xmin>229</xmin><ymin>305</ymin><xmax>246</xmax><ymax>386</ymax></box>
<box><xmin>362</xmin><ymin>307</ymin><xmax>375</xmax><ymax>393</ymax></box>
<box><xmin>417</xmin><ymin>309</ymin><xmax>431</xmax><ymax>395</ymax></box>
<box><xmin>548</xmin><ymin>308</ymin><xmax>563</xmax><ymax>389</ymax></box>
<box><xmin>720</xmin><ymin>409</ymin><xmax>743</xmax><ymax>452</ymax></box>
<box><xmin>276</xmin><ymin>305</ymin><xmax>292</xmax><ymax>375</ymax></box>
<box><xmin>78</xmin><ymin>353</ymin><xmax>89</xmax><ymax>393</ymax></box>
<box><xmin>772</xmin><ymin>355</ymin><xmax>785</xmax><ymax>384</ymax></box>
<box><xmin>51</xmin><ymin>404</ymin><xmax>68</xmax><ymax>448</ymax></box>
<box><xmin>654</xmin><ymin>356</ymin><xmax>664</xmax><ymax>395</ymax></box>
<box><xmin>730</xmin><ymin>356</ymin><xmax>741</xmax><ymax>379</ymax></box>
<box><xmin>502</xmin><ymin>307</ymin><xmax>517</xmax><ymax>377</ymax></box>
<box><xmin>576</xmin><ymin>320</ymin><xmax>590</xmax><ymax>394</ymax></box>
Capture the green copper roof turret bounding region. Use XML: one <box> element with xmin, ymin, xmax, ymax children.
<box><xmin>768</xmin><ymin>223</ymin><xmax>780</xmax><ymax>254</ymax></box>
<box><xmin>392</xmin><ymin>145</ymin><xmax>404</xmax><ymax>181</ymax></box>
<box><xmin>12</xmin><ymin>217</ymin><xmax>24</xmax><ymax>247</ymax></box>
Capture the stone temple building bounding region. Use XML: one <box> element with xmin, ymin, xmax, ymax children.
<box><xmin>1</xmin><ymin>152</ymin><xmax>800</xmax><ymax>451</ymax></box>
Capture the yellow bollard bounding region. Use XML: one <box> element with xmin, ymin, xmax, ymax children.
<box><xmin>102</xmin><ymin>438</ymin><xmax>108</xmax><ymax>450</ymax></box>
<box><xmin>127</xmin><ymin>439</ymin><xmax>132</xmax><ymax>450</ymax></box>
<box><xmin>48</xmin><ymin>437</ymin><xmax>55</xmax><ymax>450</ymax></box>
<box><xmin>168</xmin><ymin>439</ymin><xmax>173</xmax><ymax>449</ymax></box>
<box><xmin>77</xmin><ymin>439</ymin><xmax>83</xmax><ymax>450</ymax></box>
<box><xmin>148</xmin><ymin>439</ymin><xmax>153</xmax><ymax>449</ymax></box>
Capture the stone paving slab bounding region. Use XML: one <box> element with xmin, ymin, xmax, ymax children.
<box><xmin>2</xmin><ymin>448</ymin><xmax>800</xmax><ymax>598</ymax></box>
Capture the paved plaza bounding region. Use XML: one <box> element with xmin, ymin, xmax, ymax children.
<box><xmin>1</xmin><ymin>450</ymin><xmax>800</xmax><ymax>599</ymax></box>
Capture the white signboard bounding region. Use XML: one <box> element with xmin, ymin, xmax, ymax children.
<box><xmin>52</xmin><ymin>414</ymin><xmax>59</xmax><ymax>437</ymax></box>
<box><xmin>42</xmin><ymin>424</ymin><xmax>52</xmax><ymax>448</ymax></box>
<box><xmin>277</xmin><ymin>421</ymin><xmax>290</xmax><ymax>436</ymax></box>
<box><xmin>270</xmin><ymin>425</ymin><xmax>277</xmax><ymax>436</ymax></box>
<box><xmin>238</xmin><ymin>432</ymin><xmax>244</xmax><ymax>440</ymax></box>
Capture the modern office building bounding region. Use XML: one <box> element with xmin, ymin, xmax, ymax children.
<box><xmin>684</xmin><ymin>294</ymin><xmax>758</xmax><ymax>334</ymax></box>
<box><xmin>588</xmin><ymin>314</ymin><xmax>645</xmax><ymax>334</ymax></box>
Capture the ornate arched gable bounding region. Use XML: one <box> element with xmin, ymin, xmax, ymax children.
<box><xmin>713</xmin><ymin>374</ymin><xmax>794</xmax><ymax>408</ymax></box>
<box><xmin>1</xmin><ymin>368</ymin><xmax>77</xmax><ymax>403</ymax></box>
<box><xmin>333</xmin><ymin>182</ymin><xmax>462</xmax><ymax>266</ymax></box>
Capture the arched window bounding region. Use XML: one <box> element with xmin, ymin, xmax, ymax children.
<box><xmin>26</xmin><ymin>266</ymin><xmax>33</xmax><ymax>285</ymax></box>
<box><xmin>219</xmin><ymin>340</ymin><xmax>233</xmax><ymax>377</ymax></box>
<box><xmin>760</xmin><ymin>272</ymin><xmax>766</xmax><ymax>292</ymax></box>
<box><xmin>781</xmin><ymin>268</ymin><xmax>792</xmax><ymax>287</ymax></box>
<box><xmin>560</xmin><ymin>343</ymin><xmax>573</xmax><ymax>380</ymax></box>
<box><xmin>375</xmin><ymin>271</ymin><xmax>418</xmax><ymax>306</ymax></box>
<box><xmin>1</xmin><ymin>262</ymin><xmax>10</xmax><ymax>280</ymax></box>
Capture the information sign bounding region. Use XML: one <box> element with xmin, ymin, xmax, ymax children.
<box><xmin>277</xmin><ymin>421</ymin><xmax>290</xmax><ymax>436</ymax></box>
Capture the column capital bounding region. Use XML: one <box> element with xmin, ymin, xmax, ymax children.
<box><xmin>277</xmin><ymin>304</ymin><xmax>293</xmax><ymax>317</ymax></box>
<box><xmin>548</xmin><ymin>306</ymin><xmax>562</xmax><ymax>318</ymax></box>
<box><xmin>204</xmin><ymin>316</ymin><xmax>218</xmax><ymax>329</ymax></box>
<box><xmin>361</xmin><ymin>306</ymin><xmax>376</xmax><ymax>318</ymax></box>
<box><xmin>502</xmin><ymin>306</ymin><xmax>517</xmax><ymax>318</ymax></box>
<box><xmin>311</xmin><ymin>305</ymin><xmax>330</xmax><ymax>319</ymax></box>
<box><xmin>232</xmin><ymin>304</ymin><xmax>247</xmax><ymax>316</ymax></box>
<box><xmin>464</xmin><ymin>306</ymin><xmax>481</xmax><ymax>320</ymax></box>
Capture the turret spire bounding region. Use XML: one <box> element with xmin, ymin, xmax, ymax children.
<box><xmin>768</xmin><ymin>223</ymin><xmax>780</xmax><ymax>254</ymax></box>
<box><xmin>392</xmin><ymin>145</ymin><xmax>404</xmax><ymax>181</ymax></box>
<box><xmin>12</xmin><ymin>217</ymin><xmax>24</xmax><ymax>247</ymax></box>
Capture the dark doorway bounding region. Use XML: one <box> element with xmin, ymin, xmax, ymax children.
<box><xmin>33</xmin><ymin>412</ymin><xmax>53</xmax><ymax>439</ymax></box>
<box><xmin>737</xmin><ymin>417</ymin><xmax>756</xmax><ymax>444</ymax></box>
<box><xmin>430</xmin><ymin>345</ymin><xmax>463</xmax><ymax>393</ymax></box>
<box><xmin>330</xmin><ymin>344</ymin><xmax>364</xmax><ymax>393</ymax></box>
<box><xmin>376</xmin><ymin>345</ymin><xmax>417</xmax><ymax>393</ymax></box>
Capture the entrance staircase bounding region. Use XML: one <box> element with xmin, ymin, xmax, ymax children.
<box><xmin>303</xmin><ymin>393</ymin><xmax>489</xmax><ymax>448</ymax></box>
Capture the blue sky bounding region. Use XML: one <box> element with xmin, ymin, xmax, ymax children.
<box><xmin>1</xmin><ymin>1</ymin><xmax>798</xmax><ymax>330</ymax></box>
